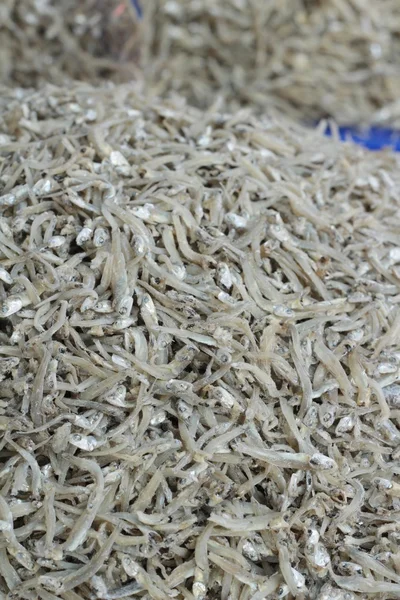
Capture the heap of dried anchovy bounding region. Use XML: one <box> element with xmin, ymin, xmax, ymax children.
<box><xmin>4</xmin><ymin>0</ymin><xmax>400</xmax><ymax>128</ymax></box>
<box><xmin>143</xmin><ymin>0</ymin><xmax>400</xmax><ymax>126</ymax></box>
<box><xmin>0</xmin><ymin>0</ymin><xmax>141</xmax><ymax>87</ymax></box>
<box><xmin>0</xmin><ymin>83</ymin><xmax>400</xmax><ymax>600</ymax></box>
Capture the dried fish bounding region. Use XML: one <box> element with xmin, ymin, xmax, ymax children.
<box><xmin>0</xmin><ymin>83</ymin><xmax>399</xmax><ymax>600</ymax></box>
<box><xmin>1</xmin><ymin>0</ymin><xmax>141</xmax><ymax>88</ymax></box>
<box><xmin>142</xmin><ymin>0</ymin><xmax>400</xmax><ymax>127</ymax></box>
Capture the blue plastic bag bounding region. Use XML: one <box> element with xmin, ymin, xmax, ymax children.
<box><xmin>329</xmin><ymin>127</ymin><xmax>400</xmax><ymax>151</ymax></box>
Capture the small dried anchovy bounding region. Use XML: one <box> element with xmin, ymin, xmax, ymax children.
<box><xmin>0</xmin><ymin>84</ymin><xmax>399</xmax><ymax>600</ymax></box>
<box><xmin>142</xmin><ymin>0</ymin><xmax>400</xmax><ymax>127</ymax></box>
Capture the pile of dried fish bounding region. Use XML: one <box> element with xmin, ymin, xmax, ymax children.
<box><xmin>143</xmin><ymin>0</ymin><xmax>400</xmax><ymax>126</ymax></box>
<box><xmin>4</xmin><ymin>0</ymin><xmax>400</xmax><ymax>127</ymax></box>
<box><xmin>0</xmin><ymin>83</ymin><xmax>400</xmax><ymax>600</ymax></box>
<box><xmin>0</xmin><ymin>0</ymin><xmax>141</xmax><ymax>87</ymax></box>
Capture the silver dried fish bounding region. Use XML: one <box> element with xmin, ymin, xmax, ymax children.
<box><xmin>0</xmin><ymin>82</ymin><xmax>399</xmax><ymax>600</ymax></box>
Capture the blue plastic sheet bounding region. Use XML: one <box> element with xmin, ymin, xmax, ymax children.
<box><xmin>328</xmin><ymin>127</ymin><xmax>400</xmax><ymax>151</ymax></box>
<box><xmin>131</xmin><ymin>0</ymin><xmax>142</xmax><ymax>19</ymax></box>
